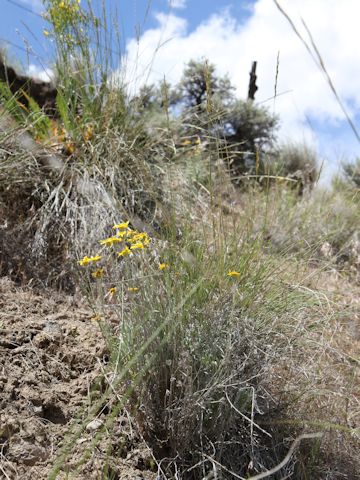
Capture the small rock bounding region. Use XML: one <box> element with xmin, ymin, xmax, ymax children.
<box><xmin>33</xmin><ymin>405</ymin><xmax>43</xmax><ymax>415</ymax></box>
<box><xmin>86</xmin><ymin>418</ymin><xmax>103</xmax><ymax>432</ymax></box>
<box><xmin>9</xmin><ymin>442</ymin><xmax>48</xmax><ymax>466</ymax></box>
<box><xmin>320</xmin><ymin>241</ymin><xmax>333</xmax><ymax>258</ymax></box>
<box><xmin>76</xmin><ymin>437</ymin><xmax>88</xmax><ymax>445</ymax></box>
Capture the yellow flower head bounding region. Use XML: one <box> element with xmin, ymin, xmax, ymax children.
<box><xmin>78</xmin><ymin>255</ymin><xmax>102</xmax><ymax>266</ymax></box>
<box><xmin>127</xmin><ymin>287</ymin><xmax>139</xmax><ymax>292</ymax></box>
<box><xmin>113</xmin><ymin>221</ymin><xmax>129</xmax><ymax>230</ymax></box>
<box><xmin>99</xmin><ymin>236</ymin><xmax>122</xmax><ymax>246</ymax></box>
<box><xmin>130</xmin><ymin>242</ymin><xmax>145</xmax><ymax>250</ymax></box>
<box><xmin>118</xmin><ymin>246</ymin><xmax>132</xmax><ymax>257</ymax></box>
<box><xmin>91</xmin><ymin>268</ymin><xmax>104</xmax><ymax>279</ymax></box>
<box><xmin>227</xmin><ymin>270</ymin><xmax>240</xmax><ymax>278</ymax></box>
<box><xmin>115</xmin><ymin>230</ymin><xmax>128</xmax><ymax>239</ymax></box>
<box><xmin>128</xmin><ymin>232</ymin><xmax>148</xmax><ymax>243</ymax></box>
<box><xmin>64</xmin><ymin>142</ymin><xmax>75</xmax><ymax>155</ymax></box>
<box><xmin>159</xmin><ymin>263</ymin><xmax>169</xmax><ymax>271</ymax></box>
<box><xmin>108</xmin><ymin>287</ymin><xmax>117</xmax><ymax>296</ymax></box>
<box><xmin>125</xmin><ymin>229</ymin><xmax>137</xmax><ymax>237</ymax></box>
<box><xmin>83</xmin><ymin>125</ymin><xmax>94</xmax><ymax>142</ymax></box>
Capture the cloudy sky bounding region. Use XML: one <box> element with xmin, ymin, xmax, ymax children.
<box><xmin>2</xmin><ymin>0</ymin><xmax>360</xmax><ymax>180</ymax></box>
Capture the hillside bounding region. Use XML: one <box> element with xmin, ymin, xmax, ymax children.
<box><xmin>0</xmin><ymin>2</ymin><xmax>359</xmax><ymax>478</ymax></box>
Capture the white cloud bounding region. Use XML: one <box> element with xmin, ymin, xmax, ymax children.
<box><xmin>27</xmin><ymin>64</ymin><xmax>54</xmax><ymax>82</ymax></box>
<box><xmin>122</xmin><ymin>0</ymin><xmax>360</xmax><ymax>177</ymax></box>
<box><xmin>168</xmin><ymin>0</ymin><xmax>187</xmax><ymax>9</ymax></box>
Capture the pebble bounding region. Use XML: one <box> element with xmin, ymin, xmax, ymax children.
<box><xmin>86</xmin><ymin>418</ymin><xmax>104</xmax><ymax>432</ymax></box>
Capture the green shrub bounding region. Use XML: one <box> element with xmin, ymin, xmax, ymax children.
<box><xmin>342</xmin><ymin>157</ymin><xmax>360</xmax><ymax>188</ymax></box>
<box><xmin>271</xmin><ymin>141</ymin><xmax>320</xmax><ymax>192</ymax></box>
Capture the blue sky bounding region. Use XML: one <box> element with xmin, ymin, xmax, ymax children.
<box><xmin>1</xmin><ymin>0</ymin><xmax>360</xmax><ymax>181</ymax></box>
<box><xmin>1</xmin><ymin>0</ymin><xmax>252</xmax><ymax>65</ymax></box>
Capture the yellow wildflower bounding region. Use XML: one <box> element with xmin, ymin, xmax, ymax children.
<box><xmin>227</xmin><ymin>270</ymin><xmax>240</xmax><ymax>277</ymax></box>
<box><xmin>64</xmin><ymin>142</ymin><xmax>75</xmax><ymax>155</ymax></box>
<box><xmin>181</xmin><ymin>138</ymin><xmax>192</xmax><ymax>145</ymax></box>
<box><xmin>91</xmin><ymin>268</ymin><xmax>104</xmax><ymax>279</ymax></box>
<box><xmin>99</xmin><ymin>236</ymin><xmax>122</xmax><ymax>246</ymax></box>
<box><xmin>159</xmin><ymin>263</ymin><xmax>169</xmax><ymax>271</ymax></box>
<box><xmin>108</xmin><ymin>287</ymin><xmax>117</xmax><ymax>296</ymax></box>
<box><xmin>128</xmin><ymin>232</ymin><xmax>148</xmax><ymax>243</ymax></box>
<box><xmin>113</xmin><ymin>221</ymin><xmax>129</xmax><ymax>230</ymax></box>
<box><xmin>78</xmin><ymin>255</ymin><xmax>102</xmax><ymax>266</ymax></box>
<box><xmin>130</xmin><ymin>242</ymin><xmax>145</xmax><ymax>250</ymax></box>
<box><xmin>83</xmin><ymin>125</ymin><xmax>94</xmax><ymax>142</ymax></box>
<box><xmin>115</xmin><ymin>230</ymin><xmax>128</xmax><ymax>239</ymax></box>
<box><xmin>118</xmin><ymin>246</ymin><xmax>132</xmax><ymax>257</ymax></box>
<box><xmin>127</xmin><ymin>287</ymin><xmax>139</xmax><ymax>292</ymax></box>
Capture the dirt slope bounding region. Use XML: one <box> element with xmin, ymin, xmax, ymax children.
<box><xmin>0</xmin><ymin>277</ymin><xmax>155</xmax><ymax>480</ymax></box>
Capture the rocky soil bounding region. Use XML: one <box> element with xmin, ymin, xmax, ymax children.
<box><xmin>0</xmin><ymin>277</ymin><xmax>156</xmax><ymax>480</ymax></box>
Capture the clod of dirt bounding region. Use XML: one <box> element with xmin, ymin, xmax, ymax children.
<box><xmin>8</xmin><ymin>442</ymin><xmax>49</xmax><ymax>466</ymax></box>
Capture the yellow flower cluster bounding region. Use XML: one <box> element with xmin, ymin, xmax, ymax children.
<box><xmin>99</xmin><ymin>222</ymin><xmax>151</xmax><ymax>255</ymax></box>
<box><xmin>43</xmin><ymin>0</ymin><xmax>86</xmax><ymax>47</ymax></box>
<box><xmin>78</xmin><ymin>221</ymin><xmax>151</xmax><ymax>273</ymax></box>
<box><xmin>77</xmin><ymin>221</ymin><xmax>176</xmax><ymax>303</ymax></box>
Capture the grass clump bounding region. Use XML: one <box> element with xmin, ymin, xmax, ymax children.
<box><xmin>70</xmin><ymin>208</ymin><xmax>329</xmax><ymax>478</ymax></box>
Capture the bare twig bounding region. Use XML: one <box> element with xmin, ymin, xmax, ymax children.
<box><xmin>225</xmin><ymin>390</ymin><xmax>272</xmax><ymax>438</ymax></box>
<box><xmin>247</xmin><ymin>432</ymin><xmax>324</xmax><ymax>480</ymax></box>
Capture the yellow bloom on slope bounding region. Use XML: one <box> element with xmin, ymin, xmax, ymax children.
<box><xmin>143</xmin><ymin>237</ymin><xmax>151</xmax><ymax>246</ymax></box>
<box><xmin>78</xmin><ymin>255</ymin><xmax>102</xmax><ymax>266</ymax></box>
<box><xmin>159</xmin><ymin>263</ymin><xmax>169</xmax><ymax>271</ymax></box>
<box><xmin>113</xmin><ymin>221</ymin><xmax>129</xmax><ymax>230</ymax></box>
<box><xmin>64</xmin><ymin>142</ymin><xmax>75</xmax><ymax>155</ymax></box>
<box><xmin>127</xmin><ymin>287</ymin><xmax>139</xmax><ymax>292</ymax></box>
<box><xmin>83</xmin><ymin>125</ymin><xmax>94</xmax><ymax>142</ymax></box>
<box><xmin>108</xmin><ymin>287</ymin><xmax>117</xmax><ymax>296</ymax></box>
<box><xmin>115</xmin><ymin>230</ymin><xmax>128</xmax><ymax>239</ymax></box>
<box><xmin>227</xmin><ymin>270</ymin><xmax>240</xmax><ymax>277</ymax></box>
<box><xmin>128</xmin><ymin>232</ymin><xmax>148</xmax><ymax>243</ymax></box>
<box><xmin>99</xmin><ymin>236</ymin><xmax>122</xmax><ymax>246</ymax></box>
<box><xmin>130</xmin><ymin>242</ymin><xmax>145</xmax><ymax>250</ymax></box>
<box><xmin>91</xmin><ymin>268</ymin><xmax>104</xmax><ymax>278</ymax></box>
<box><xmin>118</xmin><ymin>246</ymin><xmax>132</xmax><ymax>257</ymax></box>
